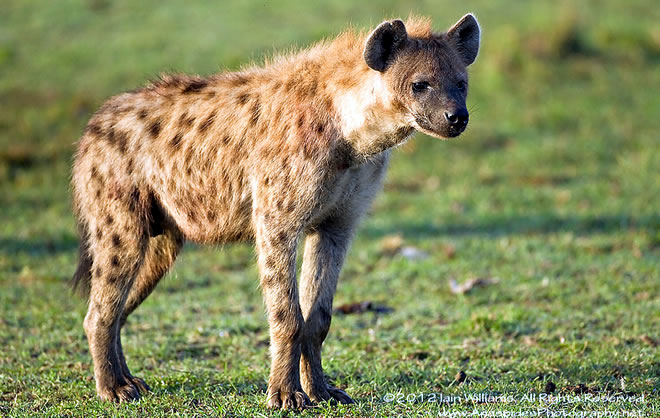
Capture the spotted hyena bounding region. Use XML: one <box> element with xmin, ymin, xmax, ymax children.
<box><xmin>72</xmin><ymin>14</ymin><xmax>480</xmax><ymax>409</ymax></box>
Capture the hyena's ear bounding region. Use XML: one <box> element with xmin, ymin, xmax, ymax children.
<box><xmin>364</xmin><ymin>19</ymin><xmax>408</xmax><ymax>72</ymax></box>
<box><xmin>446</xmin><ymin>13</ymin><xmax>481</xmax><ymax>66</ymax></box>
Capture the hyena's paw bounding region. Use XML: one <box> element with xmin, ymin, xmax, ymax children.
<box><xmin>309</xmin><ymin>384</ymin><xmax>355</xmax><ymax>405</ymax></box>
<box><xmin>129</xmin><ymin>376</ymin><xmax>151</xmax><ymax>395</ymax></box>
<box><xmin>267</xmin><ymin>387</ymin><xmax>312</xmax><ymax>410</ymax></box>
<box><xmin>97</xmin><ymin>381</ymin><xmax>140</xmax><ymax>402</ymax></box>
<box><xmin>327</xmin><ymin>385</ymin><xmax>355</xmax><ymax>404</ymax></box>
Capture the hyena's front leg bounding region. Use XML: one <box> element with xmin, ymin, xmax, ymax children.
<box><xmin>254</xmin><ymin>212</ymin><xmax>311</xmax><ymax>410</ymax></box>
<box><xmin>299</xmin><ymin>220</ymin><xmax>355</xmax><ymax>404</ymax></box>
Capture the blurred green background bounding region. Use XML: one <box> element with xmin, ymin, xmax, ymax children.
<box><xmin>1</xmin><ymin>0</ymin><xmax>658</xmax><ymax>415</ymax></box>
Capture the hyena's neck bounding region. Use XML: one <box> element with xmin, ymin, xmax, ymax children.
<box><xmin>332</xmin><ymin>70</ymin><xmax>413</xmax><ymax>157</ymax></box>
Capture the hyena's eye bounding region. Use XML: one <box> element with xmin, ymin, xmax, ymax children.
<box><xmin>411</xmin><ymin>81</ymin><xmax>430</xmax><ymax>93</ymax></box>
<box><xmin>457</xmin><ymin>80</ymin><xmax>467</xmax><ymax>93</ymax></box>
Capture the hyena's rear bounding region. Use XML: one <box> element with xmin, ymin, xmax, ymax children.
<box><xmin>72</xmin><ymin>14</ymin><xmax>480</xmax><ymax>409</ymax></box>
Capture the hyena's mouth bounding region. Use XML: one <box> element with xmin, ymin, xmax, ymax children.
<box><xmin>413</xmin><ymin>116</ymin><xmax>465</xmax><ymax>139</ymax></box>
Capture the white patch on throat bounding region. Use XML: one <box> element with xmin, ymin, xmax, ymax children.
<box><xmin>334</xmin><ymin>72</ymin><xmax>409</xmax><ymax>150</ymax></box>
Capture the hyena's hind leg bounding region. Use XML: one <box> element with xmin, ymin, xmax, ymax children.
<box><xmin>115</xmin><ymin>227</ymin><xmax>184</xmax><ymax>394</ymax></box>
<box><xmin>299</xmin><ymin>217</ymin><xmax>356</xmax><ymax>404</ymax></box>
<box><xmin>80</xmin><ymin>199</ymin><xmax>151</xmax><ymax>402</ymax></box>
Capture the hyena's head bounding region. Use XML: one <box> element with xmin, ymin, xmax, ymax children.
<box><xmin>364</xmin><ymin>14</ymin><xmax>481</xmax><ymax>138</ymax></box>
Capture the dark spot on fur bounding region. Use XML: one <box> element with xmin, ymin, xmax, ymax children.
<box><xmin>111</xmin><ymin>255</ymin><xmax>120</xmax><ymax>266</ymax></box>
<box><xmin>170</xmin><ymin>132</ymin><xmax>184</xmax><ymax>149</ymax></box>
<box><xmin>148</xmin><ymin>119</ymin><xmax>162</xmax><ymax>139</ymax></box>
<box><xmin>86</xmin><ymin>121</ymin><xmax>103</xmax><ymax>137</ymax></box>
<box><xmin>96</xmin><ymin>228</ymin><xmax>103</xmax><ymax>240</ymax></box>
<box><xmin>284</xmin><ymin>77</ymin><xmax>296</xmax><ymax>92</ymax></box>
<box><xmin>127</xmin><ymin>158</ymin><xmax>134</xmax><ymax>175</ymax></box>
<box><xmin>198</xmin><ymin>111</ymin><xmax>216</xmax><ymax>133</ymax></box>
<box><xmin>105</xmin><ymin>215</ymin><xmax>114</xmax><ymax>225</ymax></box>
<box><xmin>248</xmin><ymin>99</ymin><xmax>261</xmax><ymax>126</ymax></box>
<box><xmin>90</xmin><ymin>166</ymin><xmax>99</xmax><ymax>180</ymax></box>
<box><xmin>111</xmin><ymin>234</ymin><xmax>121</xmax><ymax>247</ymax></box>
<box><xmin>276</xmin><ymin>231</ymin><xmax>287</xmax><ymax>246</ymax></box>
<box><xmin>105</xmin><ymin>126</ymin><xmax>116</xmax><ymax>144</ymax></box>
<box><xmin>182</xmin><ymin>78</ymin><xmax>208</xmax><ymax>94</ymax></box>
<box><xmin>265</xmin><ymin>257</ymin><xmax>277</xmax><ymax>270</ymax></box>
<box><xmin>107</xmin><ymin>275</ymin><xmax>118</xmax><ymax>284</ymax></box>
<box><xmin>221</xmin><ymin>135</ymin><xmax>231</xmax><ymax>145</ymax></box>
<box><xmin>207</xmin><ymin>210</ymin><xmax>216</xmax><ymax>222</ymax></box>
<box><xmin>137</xmin><ymin>109</ymin><xmax>148</xmax><ymax>120</ymax></box>
<box><xmin>95</xmin><ymin>189</ymin><xmax>101</xmax><ymax>198</ymax></box>
<box><xmin>115</xmin><ymin>130</ymin><xmax>129</xmax><ymax>153</ymax></box>
<box><xmin>237</xmin><ymin>93</ymin><xmax>250</xmax><ymax>105</ymax></box>
<box><xmin>178</xmin><ymin>112</ymin><xmax>195</xmax><ymax>128</ymax></box>
<box><xmin>275</xmin><ymin>308</ymin><xmax>288</xmax><ymax>323</ymax></box>
<box><xmin>315</xmin><ymin>123</ymin><xmax>324</xmax><ymax>134</ymax></box>
<box><xmin>286</xmin><ymin>201</ymin><xmax>295</xmax><ymax>213</ymax></box>
<box><xmin>94</xmin><ymin>267</ymin><xmax>102</xmax><ymax>277</ymax></box>
<box><xmin>297</xmin><ymin>115</ymin><xmax>305</xmax><ymax>129</ymax></box>
<box><xmin>264</xmin><ymin>176</ymin><xmax>270</xmax><ymax>186</ymax></box>
<box><xmin>261</xmin><ymin>274</ymin><xmax>276</xmax><ymax>287</ymax></box>
<box><xmin>232</xmin><ymin>74</ymin><xmax>249</xmax><ymax>86</ymax></box>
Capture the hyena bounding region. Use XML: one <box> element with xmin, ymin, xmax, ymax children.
<box><xmin>72</xmin><ymin>14</ymin><xmax>480</xmax><ymax>409</ymax></box>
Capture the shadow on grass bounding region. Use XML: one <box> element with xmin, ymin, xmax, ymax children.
<box><xmin>363</xmin><ymin>213</ymin><xmax>660</xmax><ymax>239</ymax></box>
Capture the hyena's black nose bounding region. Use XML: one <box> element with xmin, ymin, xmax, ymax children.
<box><xmin>444</xmin><ymin>108</ymin><xmax>469</xmax><ymax>127</ymax></box>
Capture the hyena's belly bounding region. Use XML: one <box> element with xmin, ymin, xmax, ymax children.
<box><xmin>145</xmin><ymin>150</ymin><xmax>254</xmax><ymax>244</ymax></box>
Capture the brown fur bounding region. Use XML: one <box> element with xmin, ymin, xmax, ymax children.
<box><xmin>72</xmin><ymin>14</ymin><xmax>480</xmax><ymax>409</ymax></box>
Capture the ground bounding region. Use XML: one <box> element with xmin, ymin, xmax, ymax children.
<box><xmin>1</xmin><ymin>0</ymin><xmax>658</xmax><ymax>416</ymax></box>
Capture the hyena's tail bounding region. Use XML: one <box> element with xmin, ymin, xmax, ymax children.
<box><xmin>72</xmin><ymin>222</ymin><xmax>92</xmax><ymax>297</ymax></box>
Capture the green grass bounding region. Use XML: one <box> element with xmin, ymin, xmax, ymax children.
<box><xmin>1</xmin><ymin>0</ymin><xmax>659</xmax><ymax>416</ymax></box>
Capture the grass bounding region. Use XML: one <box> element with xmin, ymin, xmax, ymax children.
<box><xmin>1</xmin><ymin>0</ymin><xmax>659</xmax><ymax>416</ymax></box>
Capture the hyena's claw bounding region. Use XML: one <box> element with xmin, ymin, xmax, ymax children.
<box><xmin>327</xmin><ymin>386</ymin><xmax>355</xmax><ymax>404</ymax></box>
<box><xmin>98</xmin><ymin>382</ymin><xmax>140</xmax><ymax>402</ymax></box>
<box><xmin>267</xmin><ymin>389</ymin><xmax>312</xmax><ymax>410</ymax></box>
<box><xmin>130</xmin><ymin>376</ymin><xmax>151</xmax><ymax>395</ymax></box>
<box><xmin>309</xmin><ymin>385</ymin><xmax>355</xmax><ymax>405</ymax></box>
